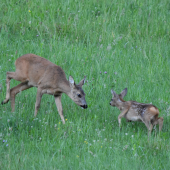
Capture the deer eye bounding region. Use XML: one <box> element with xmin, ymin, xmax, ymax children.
<box><xmin>77</xmin><ymin>94</ymin><xmax>81</xmax><ymax>98</ymax></box>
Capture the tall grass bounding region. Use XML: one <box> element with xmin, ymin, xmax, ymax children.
<box><xmin>0</xmin><ymin>0</ymin><xmax>170</xmax><ymax>169</ymax></box>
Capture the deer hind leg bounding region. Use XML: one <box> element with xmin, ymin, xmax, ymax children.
<box><xmin>158</xmin><ymin>117</ymin><xmax>164</xmax><ymax>132</ymax></box>
<box><xmin>2</xmin><ymin>72</ymin><xmax>15</xmax><ymax>104</ymax></box>
<box><xmin>153</xmin><ymin>117</ymin><xmax>164</xmax><ymax>132</ymax></box>
<box><xmin>10</xmin><ymin>82</ymin><xmax>32</xmax><ymax>112</ymax></box>
<box><xmin>55</xmin><ymin>95</ymin><xmax>65</xmax><ymax>124</ymax></box>
<box><xmin>2</xmin><ymin>71</ymin><xmax>28</xmax><ymax>105</ymax></box>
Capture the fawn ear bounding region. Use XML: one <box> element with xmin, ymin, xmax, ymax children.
<box><xmin>120</xmin><ymin>88</ymin><xmax>127</xmax><ymax>98</ymax></box>
<box><xmin>78</xmin><ymin>76</ymin><xmax>86</xmax><ymax>87</ymax></box>
<box><xmin>111</xmin><ymin>89</ymin><xmax>118</xmax><ymax>97</ymax></box>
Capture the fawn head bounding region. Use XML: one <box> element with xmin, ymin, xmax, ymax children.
<box><xmin>69</xmin><ymin>76</ymin><xmax>87</xmax><ymax>109</ymax></box>
<box><xmin>110</xmin><ymin>88</ymin><xmax>127</xmax><ymax>107</ymax></box>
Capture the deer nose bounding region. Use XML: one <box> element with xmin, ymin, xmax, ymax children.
<box><xmin>81</xmin><ymin>105</ymin><xmax>88</xmax><ymax>109</ymax></box>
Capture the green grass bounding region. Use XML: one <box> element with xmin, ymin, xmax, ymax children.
<box><xmin>0</xmin><ymin>0</ymin><xmax>170</xmax><ymax>169</ymax></box>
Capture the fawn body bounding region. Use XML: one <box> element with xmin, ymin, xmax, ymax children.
<box><xmin>2</xmin><ymin>54</ymin><xmax>88</xmax><ymax>124</ymax></box>
<box><xmin>110</xmin><ymin>88</ymin><xmax>163</xmax><ymax>135</ymax></box>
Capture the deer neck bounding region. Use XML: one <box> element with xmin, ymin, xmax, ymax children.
<box><xmin>116</xmin><ymin>101</ymin><xmax>126</xmax><ymax>111</ymax></box>
<box><xmin>60</xmin><ymin>80</ymin><xmax>73</xmax><ymax>99</ymax></box>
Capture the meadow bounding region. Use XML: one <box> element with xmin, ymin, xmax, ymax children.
<box><xmin>0</xmin><ymin>0</ymin><xmax>170</xmax><ymax>169</ymax></box>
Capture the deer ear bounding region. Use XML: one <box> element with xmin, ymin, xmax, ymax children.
<box><xmin>111</xmin><ymin>89</ymin><xmax>117</xmax><ymax>97</ymax></box>
<box><xmin>78</xmin><ymin>76</ymin><xmax>86</xmax><ymax>86</ymax></box>
<box><xmin>69</xmin><ymin>76</ymin><xmax>75</xmax><ymax>88</ymax></box>
<box><xmin>120</xmin><ymin>88</ymin><xmax>127</xmax><ymax>98</ymax></box>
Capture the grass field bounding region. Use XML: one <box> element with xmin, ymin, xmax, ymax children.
<box><xmin>0</xmin><ymin>0</ymin><xmax>170</xmax><ymax>169</ymax></box>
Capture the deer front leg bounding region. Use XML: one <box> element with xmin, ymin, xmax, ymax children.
<box><xmin>34</xmin><ymin>88</ymin><xmax>43</xmax><ymax>117</ymax></box>
<box><xmin>55</xmin><ymin>95</ymin><xmax>65</xmax><ymax>124</ymax></box>
<box><xmin>118</xmin><ymin>109</ymin><xmax>129</xmax><ymax>128</ymax></box>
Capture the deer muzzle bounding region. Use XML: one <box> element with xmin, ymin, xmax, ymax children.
<box><xmin>80</xmin><ymin>105</ymin><xmax>88</xmax><ymax>109</ymax></box>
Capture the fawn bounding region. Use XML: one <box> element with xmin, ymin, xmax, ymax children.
<box><xmin>110</xmin><ymin>88</ymin><xmax>163</xmax><ymax>135</ymax></box>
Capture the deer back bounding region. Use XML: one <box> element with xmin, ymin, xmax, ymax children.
<box><xmin>15</xmin><ymin>54</ymin><xmax>69</xmax><ymax>89</ymax></box>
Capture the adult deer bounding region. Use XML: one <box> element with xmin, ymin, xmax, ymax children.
<box><xmin>2</xmin><ymin>54</ymin><xmax>88</xmax><ymax>124</ymax></box>
<box><xmin>110</xmin><ymin>88</ymin><xmax>163</xmax><ymax>135</ymax></box>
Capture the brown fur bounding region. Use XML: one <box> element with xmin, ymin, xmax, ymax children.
<box><xmin>2</xmin><ymin>54</ymin><xmax>88</xmax><ymax>124</ymax></box>
<box><xmin>110</xmin><ymin>88</ymin><xmax>163</xmax><ymax>136</ymax></box>
<box><xmin>149</xmin><ymin>106</ymin><xmax>158</xmax><ymax>114</ymax></box>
